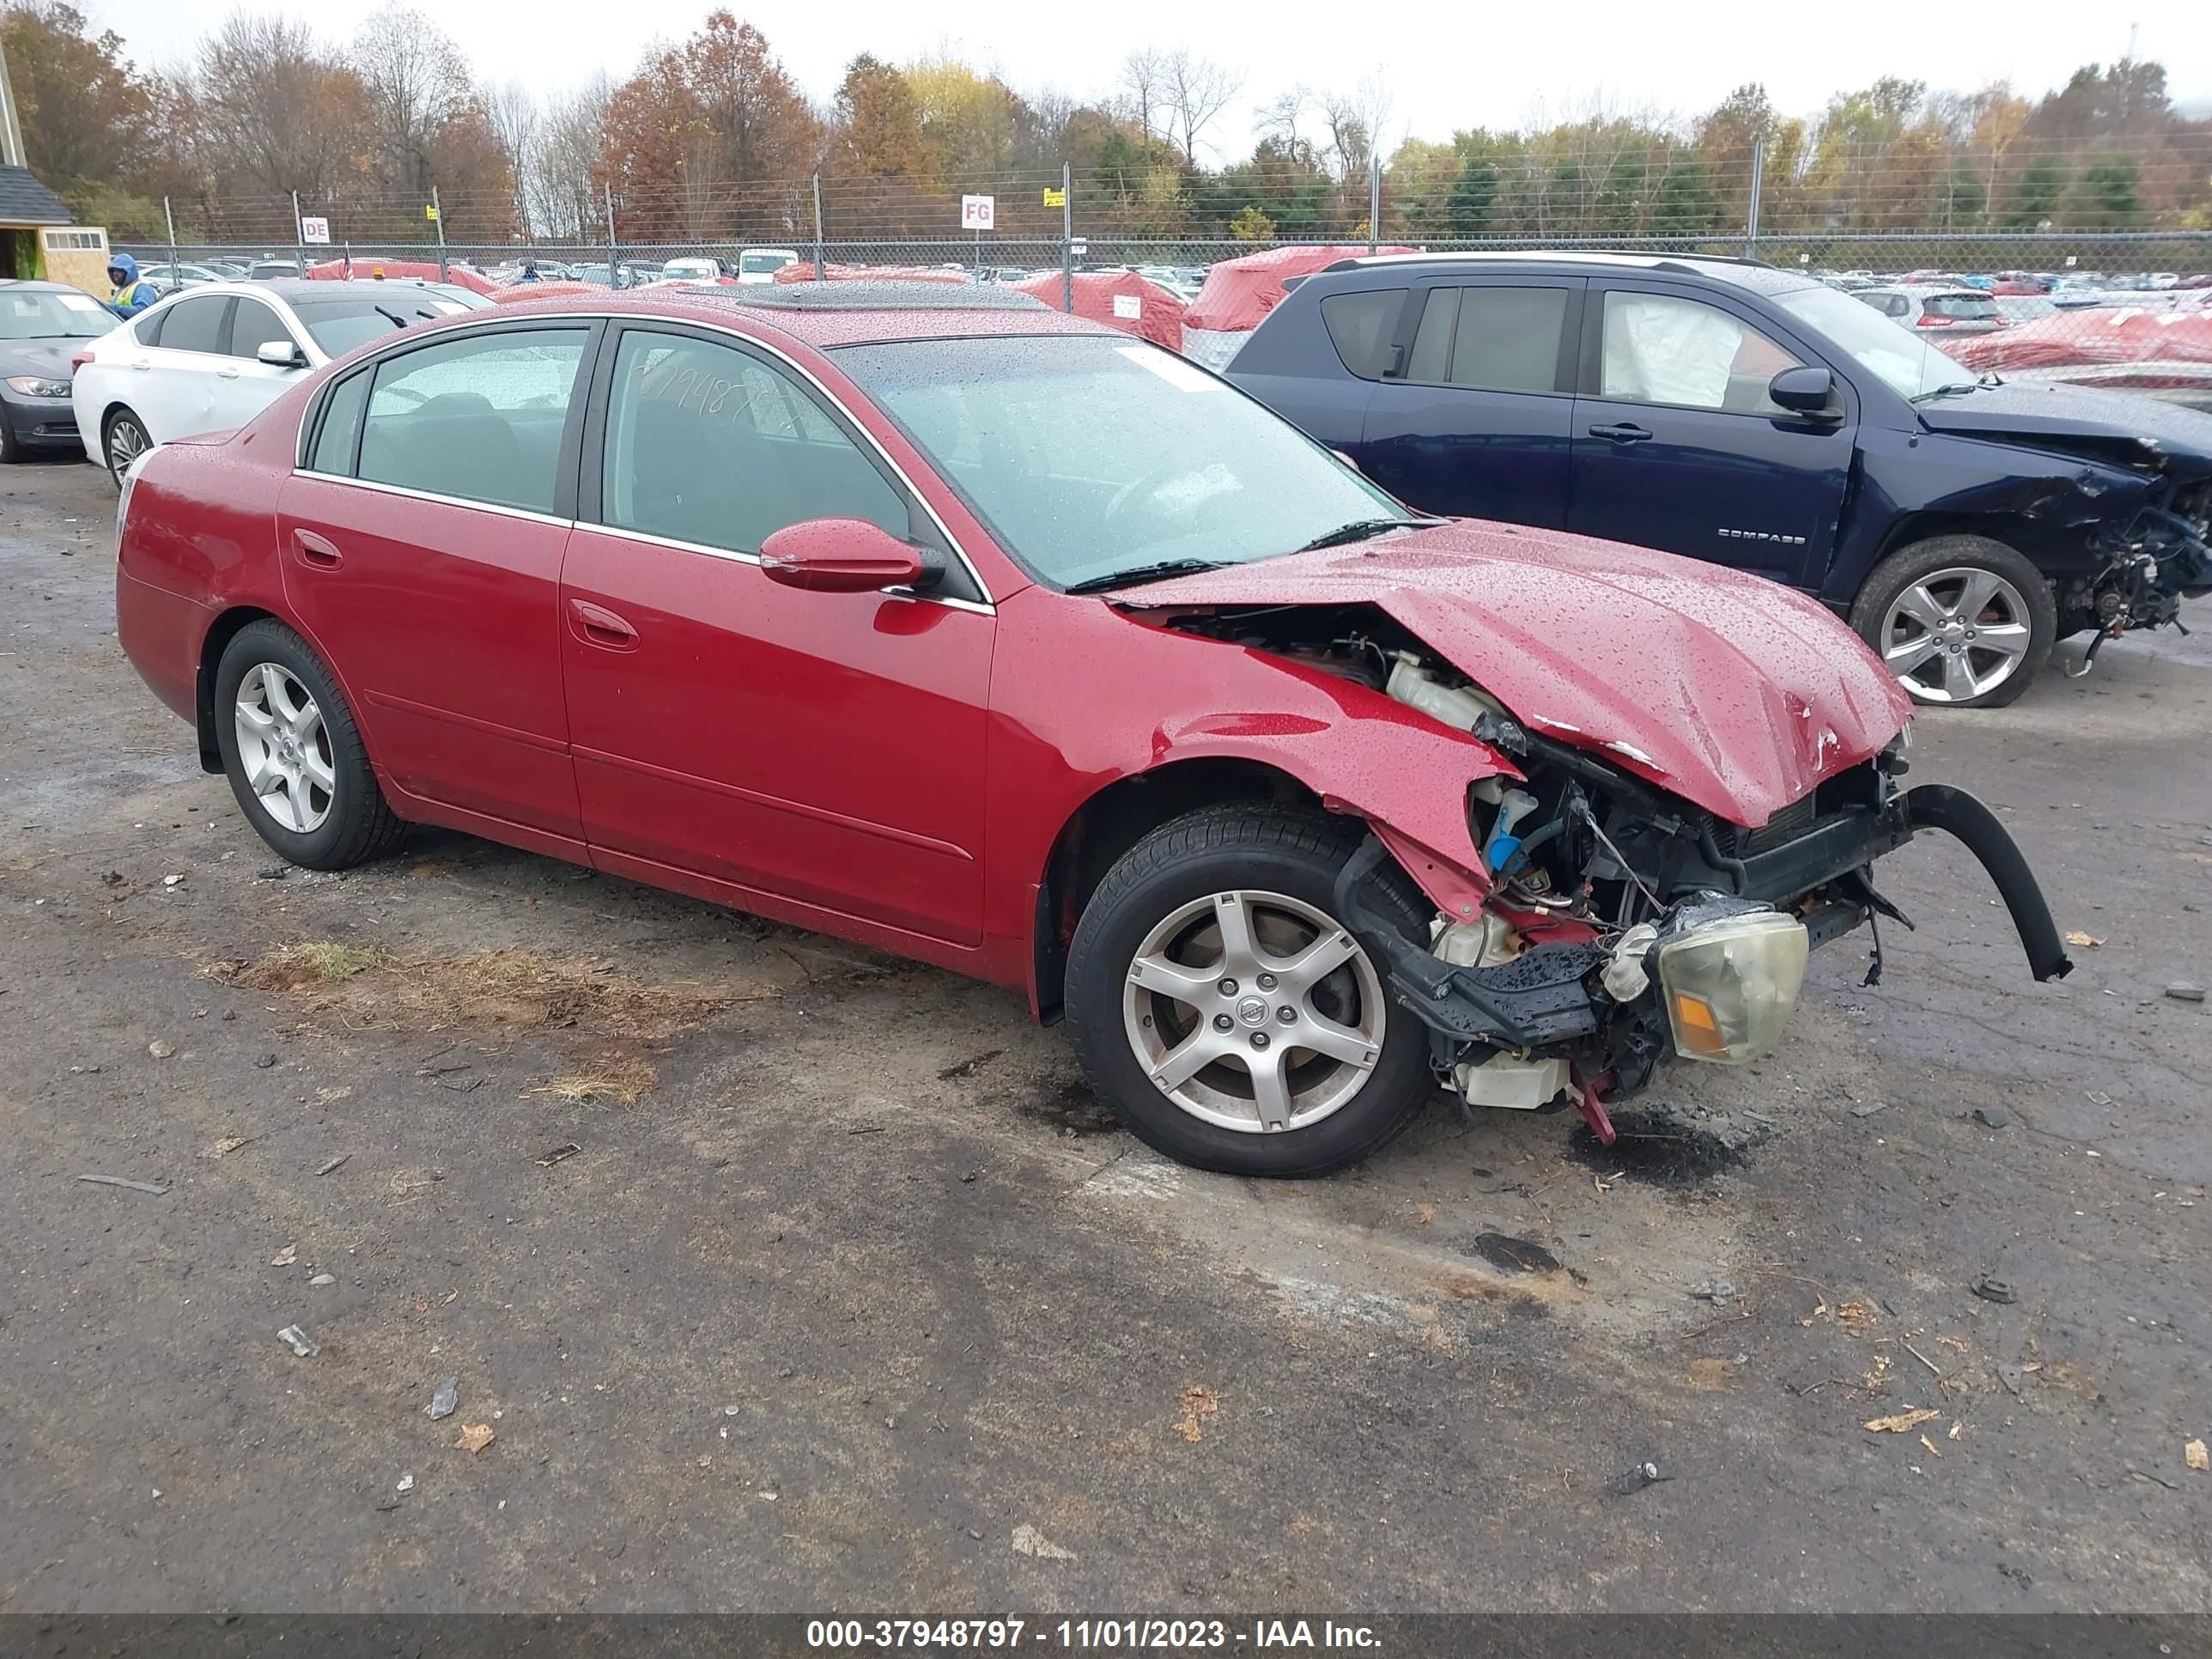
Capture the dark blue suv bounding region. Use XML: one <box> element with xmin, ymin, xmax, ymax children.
<box><xmin>1228</xmin><ymin>252</ymin><xmax>2212</xmax><ymax>708</ymax></box>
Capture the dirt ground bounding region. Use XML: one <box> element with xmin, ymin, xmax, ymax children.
<box><xmin>3</xmin><ymin>457</ymin><xmax>2208</xmax><ymax>1614</ymax></box>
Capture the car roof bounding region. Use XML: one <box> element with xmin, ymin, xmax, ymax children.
<box><xmin>1330</xmin><ymin>249</ymin><xmax>1824</xmax><ymax>296</ymax></box>
<box><xmin>0</xmin><ymin>277</ymin><xmax>83</xmax><ymax>293</ymax></box>
<box><xmin>482</xmin><ymin>283</ymin><xmax>1122</xmax><ymax>349</ymax></box>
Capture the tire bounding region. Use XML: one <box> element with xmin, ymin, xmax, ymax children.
<box><xmin>0</xmin><ymin>412</ymin><xmax>19</xmax><ymax>465</ymax></box>
<box><xmin>212</xmin><ymin>618</ymin><xmax>405</xmax><ymax>871</ymax></box>
<box><xmin>1064</xmin><ymin>805</ymin><xmax>1437</xmax><ymax>1178</ymax></box>
<box><xmin>1850</xmin><ymin>535</ymin><xmax>2056</xmax><ymax>710</ymax></box>
<box><xmin>102</xmin><ymin>406</ymin><xmax>152</xmax><ymax>489</ymax></box>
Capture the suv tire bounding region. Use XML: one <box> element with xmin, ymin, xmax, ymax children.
<box><xmin>1850</xmin><ymin>535</ymin><xmax>2055</xmax><ymax>709</ymax></box>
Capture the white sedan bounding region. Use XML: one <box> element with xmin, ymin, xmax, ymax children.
<box><xmin>72</xmin><ymin>279</ymin><xmax>481</xmax><ymax>484</ymax></box>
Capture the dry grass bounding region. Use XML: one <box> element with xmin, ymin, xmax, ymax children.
<box><xmin>216</xmin><ymin>941</ymin><xmax>775</xmax><ymax>1041</ymax></box>
<box><xmin>522</xmin><ymin>1050</ymin><xmax>659</xmax><ymax>1107</ymax></box>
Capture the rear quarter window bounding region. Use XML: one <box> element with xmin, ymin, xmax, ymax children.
<box><xmin>1320</xmin><ymin>289</ymin><xmax>1406</xmax><ymax>380</ymax></box>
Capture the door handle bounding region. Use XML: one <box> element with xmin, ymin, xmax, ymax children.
<box><xmin>568</xmin><ymin>598</ymin><xmax>638</xmax><ymax>651</ymax></box>
<box><xmin>216</xmin><ymin>367</ymin><xmax>240</xmax><ymax>380</ymax></box>
<box><xmin>131</xmin><ymin>359</ymin><xmax>151</xmax><ymax>372</ymax></box>
<box><xmin>293</xmin><ymin>529</ymin><xmax>343</xmax><ymax>569</ymax></box>
<box><xmin>1587</xmin><ymin>422</ymin><xmax>1654</xmax><ymax>443</ymax></box>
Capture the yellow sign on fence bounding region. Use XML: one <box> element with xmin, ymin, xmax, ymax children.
<box><xmin>424</xmin><ymin>204</ymin><xmax>440</xmax><ymax>222</ymax></box>
<box><xmin>1042</xmin><ymin>187</ymin><xmax>1065</xmax><ymax>208</ymax></box>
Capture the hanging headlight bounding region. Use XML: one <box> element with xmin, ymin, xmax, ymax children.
<box><xmin>1656</xmin><ymin>909</ymin><xmax>1809</xmax><ymax>1066</ymax></box>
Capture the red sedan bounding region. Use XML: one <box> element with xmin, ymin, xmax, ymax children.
<box><xmin>113</xmin><ymin>284</ymin><xmax>2069</xmax><ymax>1176</ymax></box>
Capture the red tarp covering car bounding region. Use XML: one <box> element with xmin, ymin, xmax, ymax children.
<box><xmin>1948</xmin><ymin>307</ymin><xmax>2212</xmax><ymax>392</ymax></box>
<box><xmin>304</xmin><ymin>258</ymin><xmax>499</xmax><ymax>296</ymax></box>
<box><xmin>772</xmin><ymin>262</ymin><xmax>969</xmax><ymax>285</ymax></box>
<box><xmin>1011</xmin><ymin>270</ymin><xmax>1187</xmax><ymax>349</ymax></box>
<box><xmin>1182</xmin><ymin>243</ymin><xmax>1414</xmax><ymax>368</ymax></box>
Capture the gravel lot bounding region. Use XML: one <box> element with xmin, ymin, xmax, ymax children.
<box><xmin>3</xmin><ymin>456</ymin><xmax>2208</xmax><ymax>1613</ymax></box>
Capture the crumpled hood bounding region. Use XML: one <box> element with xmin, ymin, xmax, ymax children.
<box><xmin>1916</xmin><ymin>380</ymin><xmax>2212</xmax><ymax>471</ymax></box>
<box><xmin>1124</xmin><ymin>521</ymin><xmax>1913</xmax><ymax>828</ymax></box>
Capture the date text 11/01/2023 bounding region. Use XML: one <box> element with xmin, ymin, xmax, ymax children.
<box><xmin>805</xmin><ymin>1620</ymin><xmax>1382</xmax><ymax>1649</ymax></box>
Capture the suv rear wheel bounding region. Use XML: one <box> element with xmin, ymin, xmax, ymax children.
<box><xmin>1064</xmin><ymin>805</ymin><xmax>1436</xmax><ymax>1177</ymax></box>
<box><xmin>1850</xmin><ymin>535</ymin><xmax>2055</xmax><ymax>709</ymax></box>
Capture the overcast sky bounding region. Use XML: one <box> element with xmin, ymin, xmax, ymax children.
<box><xmin>76</xmin><ymin>0</ymin><xmax>2212</xmax><ymax>159</ymax></box>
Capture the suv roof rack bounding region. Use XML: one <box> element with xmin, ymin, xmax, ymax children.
<box><xmin>1322</xmin><ymin>250</ymin><xmax>1778</xmax><ymax>277</ymax></box>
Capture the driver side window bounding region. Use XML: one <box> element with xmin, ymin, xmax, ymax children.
<box><xmin>1597</xmin><ymin>290</ymin><xmax>1802</xmax><ymax>416</ymax></box>
<box><xmin>599</xmin><ymin>330</ymin><xmax>908</xmax><ymax>556</ymax></box>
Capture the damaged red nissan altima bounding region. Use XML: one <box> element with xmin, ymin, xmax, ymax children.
<box><xmin>112</xmin><ymin>283</ymin><xmax>2071</xmax><ymax>1177</ymax></box>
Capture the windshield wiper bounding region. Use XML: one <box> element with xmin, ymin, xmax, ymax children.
<box><xmin>1293</xmin><ymin>516</ymin><xmax>1420</xmax><ymax>551</ymax></box>
<box><xmin>1910</xmin><ymin>381</ymin><xmax>1985</xmax><ymax>404</ymax></box>
<box><xmin>1063</xmin><ymin>558</ymin><xmax>1228</xmax><ymax>595</ymax></box>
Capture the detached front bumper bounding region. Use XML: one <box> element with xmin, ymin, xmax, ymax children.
<box><xmin>1345</xmin><ymin>781</ymin><xmax>2070</xmax><ymax>1107</ymax></box>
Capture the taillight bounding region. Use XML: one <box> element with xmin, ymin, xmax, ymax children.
<box><xmin>70</xmin><ymin>351</ymin><xmax>92</xmax><ymax>373</ymax></box>
<box><xmin>1915</xmin><ymin>314</ymin><xmax>1954</xmax><ymax>327</ymax></box>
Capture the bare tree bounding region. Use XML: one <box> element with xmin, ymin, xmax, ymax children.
<box><xmin>486</xmin><ymin>80</ymin><xmax>540</xmax><ymax>232</ymax></box>
<box><xmin>1321</xmin><ymin>74</ymin><xmax>1394</xmax><ymax>182</ymax></box>
<box><xmin>1158</xmin><ymin>49</ymin><xmax>1241</xmax><ymax>165</ymax></box>
<box><xmin>530</xmin><ymin>74</ymin><xmax>610</xmax><ymax>239</ymax></box>
<box><xmin>1253</xmin><ymin>86</ymin><xmax>1310</xmax><ymax>152</ymax></box>
<box><xmin>191</xmin><ymin>11</ymin><xmax>364</xmax><ymax>200</ymax></box>
<box><xmin>1120</xmin><ymin>48</ymin><xmax>1170</xmax><ymax>144</ymax></box>
<box><xmin>349</xmin><ymin>5</ymin><xmax>477</xmax><ymax>196</ymax></box>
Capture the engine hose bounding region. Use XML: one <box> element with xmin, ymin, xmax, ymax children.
<box><xmin>1901</xmin><ymin>784</ymin><xmax>2073</xmax><ymax>982</ymax></box>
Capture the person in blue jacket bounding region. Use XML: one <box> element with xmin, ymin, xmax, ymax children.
<box><xmin>106</xmin><ymin>253</ymin><xmax>161</xmax><ymax>318</ymax></box>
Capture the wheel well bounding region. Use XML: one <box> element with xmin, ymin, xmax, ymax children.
<box><xmin>1030</xmin><ymin>758</ymin><xmax>1318</xmax><ymax>1023</ymax></box>
<box><xmin>195</xmin><ymin>606</ymin><xmax>279</xmax><ymax>773</ymax></box>
<box><xmin>1875</xmin><ymin>512</ymin><xmax>2086</xmax><ymax>586</ymax></box>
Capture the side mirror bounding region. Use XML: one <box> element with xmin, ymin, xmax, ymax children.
<box><xmin>1769</xmin><ymin>365</ymin><xmax>1839</xmax><ymax>418</ymax></box>
<box><xmin>759</xmin><ymin>518</ymin><xmax>927</xmax><ymax>593</ymax></box>
<box><xmin>258</xmin><ymin>339</ymin><xmax>308</xmax><ymax>369</ymax></box>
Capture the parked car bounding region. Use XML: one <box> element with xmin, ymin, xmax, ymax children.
<box><xmin>659</xmin><ymin>256</ymin><xmax>723</xmax><ymax>283</ymax></box>
<box><xmin>736</xmin><ymin>246</ymin><xmax>799</xmax><ymax>284</ymax></box>
<box><xmin>108</xmin><ymin>283</ymin><xmax>2069</xmax><ymax>1176</ymax></box>
<box><xmin>1228</xmin><ymin>252</ymin><xmax>2212</xmax><ymax>708</ymax></box>
<box><xmin>1854</xmin><ymin>285</ymin><xmax>2010</xmax><ymax>335</ymax></box>
<box><xmin>0</xmin><ymin>279</ymin><xmax>112</xmax><ymax>460</ymax></box>
<box><xmin>139</xmin><ymin>262</ymin><xmax>228</xmax><ymax>294</ymax></box>
<box><xmin>72</xmin><ymin>280</ymin><xmax>488</xmax><ymax>484</ymax></box>
<box><xmin>247</xmin><ymin>260</ymin><xmax>305</xmax><ymax>281</ymax></box>
<box><xmin>569</xmin><ymin>262</ymin><xmax>644</xmax><ymax>289</ymax></box>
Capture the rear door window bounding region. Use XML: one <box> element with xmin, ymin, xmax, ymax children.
<box><xmin>1319</xmin><ymin>289</ymin><xmax>1405</xmax><ymax>379</ymax></box>
<box><xmin>356</xmin><ymin>326</ymin><xmax>590</xmax><ymax>514</ymax></box>
<box><xmin>1403</xmin><ymin>287</ymin><xmax>1571</xmax><ymax>392</ymax></box>
<box><xmin>159</xmin><ymin>295</ymin><xmax>232</xmax><ymax>356</ymax></box>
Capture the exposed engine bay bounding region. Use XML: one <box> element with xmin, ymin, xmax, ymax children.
<box><xmin>2068</xmin><ymin>478</ymin><xmax>2212</xmax><ymax>670</ymax></box>
<box><xmin>1167</xmin><ymin>604</ymin><xmax>2075</xmax><ymax>1143</ymax></box>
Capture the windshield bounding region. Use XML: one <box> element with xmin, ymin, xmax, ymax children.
<box><xmin>1775</xmin><ymin>283</ymin><xmax>1975</xmax><ymax>399</ymax></box>
<box><xmin>835</xmin><ymin>335</ymin><xmax>1412</xmax><ymax>589</ymax></box>
<box><xmin>1924</xmin><ymin>294</ymin><xmax>2000</xmax><ymax>321</ymax></box>
<box><xmin>289</xmin><ymin>295</ymin><xmax>470</xmax><ymax>357</ymax></box>
<box><xmin>0</xmin><ymin>289</ymin><xmax>115</xmax><ymax>339</ymax></box>
<box><xmin>739</xmin><ymin>251</ymin><xmax>793</xmax><ymax>275</ymax></box>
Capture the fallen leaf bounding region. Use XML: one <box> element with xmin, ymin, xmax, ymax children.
<box><xmin>1414</xmin><ymin>1204</ymin><xmax>1435</xmax><ymax>1225</ymax></box>
<box><xmin>1838</xmin><ymin>1300</ymin><xmax>1876</xmax><ymax>1333</ymax></box>
<box><xmin>456</xmin><ymin>1424</ymin><xmax>495</xmax><ymax>1454</ymax></box>
<box><xmin>1814</xmin><ymin>1301</ymin><xmax>1829</xmax><ymax>1317</ymax></box>
<box><xmin>1863</xmin><ymin>1407</ymin><xmax>1942</xmax><ymax>1434</ymax></box>
<box><xmin>2062</xmin><ymin>929</ymin><xmax>2102</xmax><ymax>948</ymax></box>
<box><xmin>204</xmin><ymin>1135</ymin><xmax>252</xmax><ymax>1158</ymax></box>
<box><xmin>2188</xmin><ymin>1439</ymin><xmax>2209</xmax><ymax>1474</ymax></box>
<box><xmin>1174</xmin><ymin>1384</ymin><xmax>1219</xmax><ymax>1443</ymax></box>
<box><xmin>1919</xmin><ymin>1432</ymin><xmax>1943</xmax><ymax>1458</ymax></box>
<box><xmin>1948</xmin><ymin>1419</ymin><xmax>1962</xmax><ymax>1440</ymax></box>
<box><xmin>1010</xmin><ymin>1524</ymin><xmax>1076</xmax><ymax>1561</ymax></box>
<box><xmin>270</xmin><ymin>1244</ymin><xmax>297</xmax><ymax>1267</ymax></box>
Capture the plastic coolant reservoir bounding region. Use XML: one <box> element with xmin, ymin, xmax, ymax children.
<box><xmin>1431</xmin><ymin>912</ymin><xmax>1520</xmax><ymax>968</ymax></box>
<box><xmin>1385</xmin><ymin>654</ymin><xmax>1504</xmax><ymax>732</ymax></box>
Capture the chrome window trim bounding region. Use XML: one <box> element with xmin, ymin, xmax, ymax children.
<box><xmin>294</xmin><ymin>468</ymin><xmax>576</xmax><ymax>529</ymax></box>
<box><xmin>580</xmin><ymin>520</ymin><xmax>995</xmax><ymax>617</ymax></box>
<box><xmin>287</xmin><ymin>305</ymin><xmax>994</xmax><ymax>605</ymax></box>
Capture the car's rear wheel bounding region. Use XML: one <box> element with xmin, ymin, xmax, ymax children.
<box><xmin>1065</xmin><ymin>805</ymin><xmax>1436</xmax><ymax>1177</ymax></box>
<box><xmin>1850</xmin><ymin>535</ymin><xmax>2055</xmax><ymax>709</ymax></box>
<box><xmin>214</xmin><ymin>619</ymin><xmax>405</xmax><ymax>871</ymax></box>
<box><xmin>103</xmin><ymin>407</ymin><xmax>151</xmax><ymax>488</ymax></box>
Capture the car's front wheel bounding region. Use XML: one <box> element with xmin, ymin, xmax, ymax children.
<box><xmin>102</xmin><ymin>407</ymin><xmax>151</xmax><ymax>489</ymax></box>
<box><xmin>213</xmin><ymin>619</ymin><xmax>405</xmax><ymax>870</ymax></box>
<box><xmin>1065</xmin><ymin>806</ymin><xmax>1437</xmax><ymax>1177</ymax></box>
<box><xmin>1850</xmin><ymin>535</ymin><xmax>2055</xmax><ymax>709</ymax></box>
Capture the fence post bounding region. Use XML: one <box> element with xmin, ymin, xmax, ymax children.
<box><xmin>291</xmin><ymin>189</ymin><xmax>305</xmax><ymax>272</ymax></box>
<box><xmin>1060</xmin><ymin>163</ymin><xmax>1073</xmax><ymax>313</ymax></box>
<box><xmin>604</xmin><ymin>182</ymin><xmax>617</xmax><ymax>279</ymax></box>
<box><xmin>811</xmin><ymin>173</ymin><xmax>824</xmax><ymax>280</ymax></box>
<box><xmin>432</xmin><ymin>185</ymin><xmax>447</xmax><ymax>280</ymax></box>
<box><xmin>1745</xmin><ymin>137</ymin><xmax>1765</xmax><ymax>260</ymax></box>
<box><xmin>1367</xmin><ymin>154</ymin><xmax>1381</xmax><ymax>253</ymax></box>
<box><xmin>163</xmin><ymin>197</ymin><xmax>177</xmax><ymax>283</ymax></box>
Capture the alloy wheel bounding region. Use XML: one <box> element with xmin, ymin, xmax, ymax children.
<box><xmin>1879</xmin><ymin>565</ymin><xmax>2035</xmax><ymax>704</ymax></box>
<box><xmin>234</xmin><ymin>662</ymin><xmax>336</xmax><ymax>833</ymax></box>
<box><xmin>1121</xmin><ymin>888</ymin><xmax>1385</xmax><ymax>1134</ymax></box>
<box><xmin>106</xmin><ymin>415</ymin><xmax>149</xmax><ymax>483</ymax></box>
